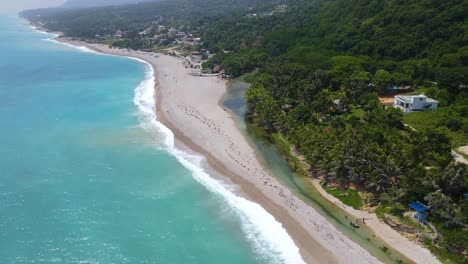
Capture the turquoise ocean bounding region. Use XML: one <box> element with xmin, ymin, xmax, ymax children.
<box><xmin>0</xmin><ymin>16</ymin><xmax>304</xmax><ymax>264</ymax></box>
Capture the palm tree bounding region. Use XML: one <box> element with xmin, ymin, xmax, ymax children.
<box><xmin>379</xmin><ymin>186</ymin><xmax>406</xmax><ymax>206</ymax></box>
<box><xmin>439</xmin><ymin>162</ymin><xmax>467</xmax><ymax>200</ymax></box>
<box><xmin>311</xmin><ymin>89</ymin><xmax>334</xmax><ymax>114</ymax></box>
<box><xmin>424</xmin><ymin>190</ymin><xmax>452</xmax><ymax>215</ymax></box>
<box><xmin>365</xmin><ymin>155</ymin><xmax>403</xmax><ymax>193</ymax></box>
<box><xmin>439</xmin><ymin>205</ymin><xmax>467</xmax><ymax>228</ymax></box>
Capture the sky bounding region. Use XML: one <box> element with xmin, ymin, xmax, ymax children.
<box><xmin>1</xmin><ymin>0</ymin><xmax>65</xmax><ymax>13</ymax></box>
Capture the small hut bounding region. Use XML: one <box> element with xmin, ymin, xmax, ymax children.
<box><xmin>408</xmin><ymin>202</ymin><xmax>428</xmax><ymax>224</ymax></box>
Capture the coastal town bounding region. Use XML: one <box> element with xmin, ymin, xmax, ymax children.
<box><xmin>100</xmin><ymin>20</ymin><xmax>222</xmax><ymax>74</ymax></box>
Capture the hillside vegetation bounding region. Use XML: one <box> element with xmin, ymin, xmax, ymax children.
<box><xmin>235</xmin><ymin>2</ymin><xmax>468</xmax><ymax>262</ymax></box>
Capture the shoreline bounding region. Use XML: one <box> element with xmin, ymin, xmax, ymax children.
<box><xmin>52</xmin><ymin>38</ymin><xmax>335</xmax><ymax>263</ymax></box>
<box><xmin>43</xmin><ymin>32</ymin><xmax>438</xmax><ymax>264</ymax></box>
<box><xmin>56</xmin><ymin>38</ymin><xmax>378</xmax><ymax>263</ymax></box>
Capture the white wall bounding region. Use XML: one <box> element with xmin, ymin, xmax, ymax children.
<box><xmin>411</xmin><ymin>96</ymin><xmax>426</xmax><ymax>110</ymax></box>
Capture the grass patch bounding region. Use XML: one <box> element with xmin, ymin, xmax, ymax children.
<box><xmin>348</xmin><ymin>108</ymin><xmax>365</xmax><ymax>119</ymax></box>
<box><xmin>374</xmin><ymin>205</ymin><xmax>391</xmax><ymax>219</ymax></box>
<box><xmin>403</xmin><ymin>107</ymin><xmax>467</xmax><ymax>147</ymax></box>
<box><xmin>321</xmin><ymin>184</ymin><xmax>363</xmax><ymax>209</ymax></box>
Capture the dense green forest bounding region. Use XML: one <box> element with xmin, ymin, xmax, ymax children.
<box><xmin>203</xmin><ymin>0</ymin><xmax>467</xmax><ymax>91</ymax></box>
<box><xmin>22</xmin><ymin>0</ymin><xmax>467</xmax><ymax>261</ymax></box>
<box><xmin>236</xmin><ymin>1</ymin><xmax>467</xmax><ymax>262</ymax></box>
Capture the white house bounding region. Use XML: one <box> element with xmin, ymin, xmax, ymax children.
<box><xmin>394</xmin><ymin>94</ymin><xmax>439</xmax><ymax>112</ymax></box>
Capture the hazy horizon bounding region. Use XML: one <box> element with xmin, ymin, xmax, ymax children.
<box><xmin>1</xmin><ymin>0</ymin><xmax>65</xmax><ymax>13</ymax></box>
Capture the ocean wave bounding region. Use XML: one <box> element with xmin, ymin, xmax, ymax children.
<box><xmin>133</xmin><ymin>63</ymin><xmax>306</xmax><ymax>264</ymax></box>
<box><xmin>30</xmin><ymin>26</ymin><xmax>60</xmax><ymax>38</ymax></box>
<box><xmin>41</xmin><ymin>38</ymin><xmax>96</xmax><ymax>54</ymax></box>
<box><xmin>28</xmin><ymin>26</ymin><xmax>95</xmax><ymax>54</ymax></box>
<box><xmin>27</xmin><ymin>25</ymin><xmax>46</xmax><ymax>34</ymax></box>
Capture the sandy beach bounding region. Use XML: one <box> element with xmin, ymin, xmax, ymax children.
<box><xmin>56</xmin><ymin>37</ymin><xmax>441</xmax><ymax>264</ymax></box>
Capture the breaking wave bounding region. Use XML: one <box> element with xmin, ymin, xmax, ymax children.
<box><xmin>133</xmin><ymin>63</ymin><xmax>306</xmax><ymax>264</ymax></box>
<box><xmin>36</xmin><ymin>25</ymin><xmax>307</xmax><ymax>262</ymax></box>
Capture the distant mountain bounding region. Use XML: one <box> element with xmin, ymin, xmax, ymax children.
<box><xmin>60</xmin><ymin>0</ymin><xmax>158</xmax><ymax>8</ymax></box>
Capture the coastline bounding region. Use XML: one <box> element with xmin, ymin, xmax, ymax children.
<box><xmin>41</xmin><ymin>31</ymin><xmax>439</xmax><ymax>263</ymax></box>
<box><xmin>55</xmin><ymin>38</ymin><xmax>382</xmax><ymax>263</ymax></box>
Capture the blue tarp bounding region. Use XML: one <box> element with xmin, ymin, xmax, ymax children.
<box><xmin>408</xmin><ymin>202</ymin><xmax>428</xmax><ymax>213</ymax></box>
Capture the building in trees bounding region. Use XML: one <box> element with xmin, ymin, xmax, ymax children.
<box><xmin>394</xmin><ymin>94</ymin><xmax>439</xmax><ymax>112</ymax></box>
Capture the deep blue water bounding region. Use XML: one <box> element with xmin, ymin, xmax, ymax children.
<box><xmin>0</xmin><ymin>16</ymin><xmax>304</xmax><ymax>264</ymax></box>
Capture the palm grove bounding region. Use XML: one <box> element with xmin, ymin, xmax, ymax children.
<box><xmin>235</xmin><ymin>1</ymin><xmax>467</xmax><ymax>261</ymax></box>
<box><xmin>22</xmin><ymin>0</ymin><xmax>467</xmax><ymax>261</ymax></box>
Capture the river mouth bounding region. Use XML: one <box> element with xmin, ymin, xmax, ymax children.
<box><xmin>222</xmin><ymin>78</ymin><xmax>412</xmax><ymax>264</ymax></box>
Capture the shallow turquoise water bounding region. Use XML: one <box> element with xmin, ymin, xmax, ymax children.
<box><xmin>0</xmin><ymin>16</ymin><xmax>304</xmax><ymax>264</ymax></box>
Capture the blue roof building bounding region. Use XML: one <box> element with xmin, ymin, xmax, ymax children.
<box><xmin>408</xmin><ymin>202</ymin><xmax>428</xmax><ymax>224</ymax></box>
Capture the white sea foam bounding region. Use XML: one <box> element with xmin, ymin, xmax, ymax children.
<box><xmin>30</xmin><ymin>26</ymin><xmax>60</xmax><ymax>38</ymax></box>
<box><xmin>56</xmin><ymin>41</ymin><xmax>95</xmax><ymax>54</ymax></box>
<box><xmin>19</xmin><ymin>19</ymin><xmax>307</xmax><ymax>262</ymax></box>
<box><xmin>33</xmin><ymin>28</ymin><xmax>56</xmax><ymax>37</ymax></box>
<box><xmin>133</xmin><ymin>63</ymin><xmax>306</xmax><ymax>264</ymax></box>
<box><xmin>28</xmin><ymin>26</ymin><xmax>96</xmax><ymax>54</ymax></box>
<box><xmin>41</xmin><ymin>38</ymin><xmax>97</xmax><ymax>54</ymax></box>
<box><xmin>29</xmin><ymin>26</ymin><xmax>306</xmax><ymax>261</ymax></box>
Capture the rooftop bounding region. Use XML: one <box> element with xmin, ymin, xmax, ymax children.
<box><xmin>408</xmin><ymin>202</ymin><xmax>428</xmax><ymax>213</ymax></box>
<box><xmin>395</xmin><ymin>95</ymin><xmax>414</xmax><ymax>103</ymax></box>
<box><xmin>395</xmin><ymin>94</ymin><xmax>439</xmax><ymax>103</ymax></box>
